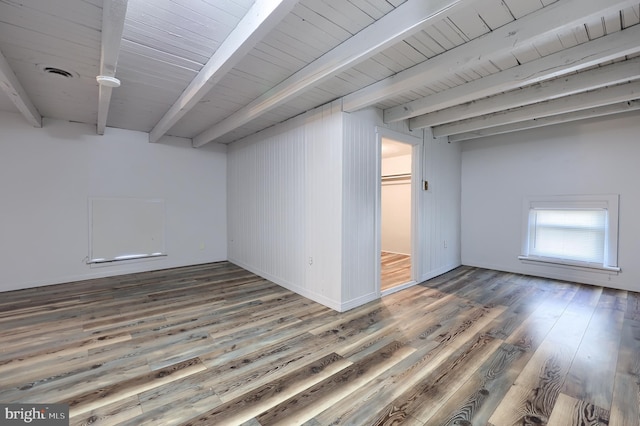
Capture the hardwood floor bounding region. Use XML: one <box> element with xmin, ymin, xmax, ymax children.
<box><xmin>1</xmin><ymin>262</ymin><xmax>639</xmax><ymax>425</ymax></box>
<box><xmin>381</xmin><ymin>251</ymin><xmax>411</xmax><ymax>291</ymax></box>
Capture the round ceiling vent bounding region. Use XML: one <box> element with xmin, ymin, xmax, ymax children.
<box><xmin>43</xmin><ymin>67</ymin><xmax>73</xmax><ymax>78</ymax></box>
<box><xmin>36</xmin><ymin>64</ymin><xmax>78</xmax><ymax>79</ymax></box>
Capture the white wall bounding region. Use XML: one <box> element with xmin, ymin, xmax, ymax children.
<box><xmin>461</xmin><ymin>112</ymin><xmax>640</xmax><ymax>292</ymax></box>
<box><xmin>381</xmin><ymin>154</ymin><xmax>412</xmax><ymax>255</ymax></box>
<box><xmin>0</xmin><ymin>111</ymin><xmax>227</xmax><ymax>292</ymax></box>
<box><xmin>227</xmin><ymin>101</ymin><xmax>344</xmax><ymax>310</ymax></box>
<box><xmin>422</xmin><ymin>128</ymin><xmax>462</xmax><ymax>280</ymax></box>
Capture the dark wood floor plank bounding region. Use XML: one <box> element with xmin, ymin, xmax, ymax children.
<box><xmin>68</xmin><ymin>357</ymin><xmax>206</xmax><ymax>418</ymax></box>
<box><xmin>373</xmin><ymin>333</ymin><xmax>503</xmax><ymax>424</ymax></box>
<box><xmin>425</xmin><ymin>342</ymin><xmax>531</xmax><ymax>426</ymax></box>
<box><xmin>254</xmin><ymin>341</ymin><xmax>413</xmax><ymax>425</ymax></box>
<box><xmin>178</xmin><ymin>353</ymin><xmax>350</xmax><ymax>426</ymax></box>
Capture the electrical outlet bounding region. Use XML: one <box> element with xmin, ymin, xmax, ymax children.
<box><xmin>443</xmin><ymin>240</ymin><xmax>447</xmax><ymax>248</ymax></box>
<box><xmin>199</xmin><ymin>242</ymin><xmax>205</xmax><ymax>250</ymax></box>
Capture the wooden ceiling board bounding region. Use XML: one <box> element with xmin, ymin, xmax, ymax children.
<box><xmin>201</xmin><ymin>0</ymin><xmax>257</xmax><ymax>18</ymax></box>
<box><xmin>127</xmin><ymin>0</ymin><xmax>241</xmax><ymax>41</ymax></box>
<box><xmin>116</xmin><ymin>51</ymin><xmax>198</xmax><ymax>87</ymax></box>
<box><xmin>290</xmin><ymin>3</ymin><xmax>352</xmax><ymax>42</ymax></box>
<box><xmin>511</xmin><ymin>43</ymin><xmax>543</xmax><ymax>64</ymax></box>
<box><xmin>0</xmin><ymin>0</ymin><xmax>102</xmax><ymax>34</ymax></box>
<box><xmin>447</xmin><ymin>9</ymin><xmax>491</xmax><ymax>40</ymax></box>
<box><xmin>0</xmin><ymin>8</ymin><xmax>101</xmax><ymax>58</ymax></box>
<box><xmin>404</xmin><ymin>30</ymin><xmax>447</xmax><ymax>58</ymax></box>
<box><xmin>420</xmin><ymin>23</ymin><xmax>460</xmax><ymax>51</ymax></box>
<box><xmin>386</xmin><ymin>0</ymin><xmax>407</xmax><ymax>7</ymax></box>
<box><xmin>474</xmin><ymin>0</ymin><xmax>515</xmax><ymax>29</ymax></box>
<box><xmin>556</xmin><ymin>26</ymin><xmax>582</xmax><ymax>49</ymax></box>
<box><xmin>502</xmin><ymin>0</ymin><xmax>544</xmax><ymax>19</ymax></box>
<box><xmin>350</xmin><ymin>58</ymin><xmax>396</xmax><ymax>82</ymax></box>
<box><xmin>430</xmin><ymin>19</ymin><xmax>469</xmax><ymax>47</ymax></box>
<box><xmin>572</xmin><ymin>24</ymin><xmax>591</xmax><ymax>44</ymax></box>
<box><xmin>302</xmin><ymin>0</ymin><xmax>374</xmax><ymax>35</ymax></box>
<box><xmin>532</xmin><ymin>33</ymin><xmax>566</xmax><ymax>57</ymax></box>
<box><xmin>119</xmin><ymin>39</ymin><xmax>204</xmax><ymax>72</ymax></box>
<box><xmin>346</xmin><ymin>0</ymin><xmax>392</xmax><ymax>19</ymax></box>
<box><xmin>232</xmin><ymin>53</ymin><xmax>295</xmax><ymax>87</ymax></box>
<box><xmin>621</xmin><ymin>5</ymin><xmax>640</xmax><ymax>27</ymax></box>
<box><xmin>372</xmin><ymin>43</ymin><xmax>425</xmax><ymax>72</ymax></box>
<box><xmin>585</xmin><ymin>17</ymin><xmax>607</xmax><ymax>39</ymax></box>
<box><xmin>251</xmin><ymin>41</ymin><xmax>307</xmax><ymax>71</ymax></box>
<box><xmin>260</xmin><ymin>25</ymin><xmax>326</xmax><ymax>63</ymax></box>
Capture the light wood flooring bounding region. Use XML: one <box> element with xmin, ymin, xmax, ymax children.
<box><xmin>381</xmin><ymin>251</ymin><xmax>411</xmax><ymax>291</ymax></box>
<box><xmin>1</xmin><ymin>262</ymin><xmax>639</xmax><ymax>425</ymax></box>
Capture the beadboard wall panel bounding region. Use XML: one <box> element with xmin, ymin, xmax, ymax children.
<box><xmin>227</xmin><ymin>118</ymin><xmax>307</xmax><ymax>294</ymax></box>
<box><xmin>227</xmin><ymin>100</ymin><xmax>344</xmax><ymax>310</ymax></box>
<box><xmin>304</xmin><ymin>101</ymin><xmax>344</xmax><ymax>307</ymax></box>
<box><xmin>342</xmin><ymin>110</ymin><xmax>379</xmax><ymax>307</ymax></box>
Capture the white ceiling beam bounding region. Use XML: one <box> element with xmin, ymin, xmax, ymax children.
<box><xmin>192</xmin><ymin>0</ymin><xmax>474</xmax><ymax>147</ymax></box>
<box><xmin>448</xmin><ymin>100</ymin><xmax>640</xmax><ymax>142</ymax></box>
<box><xmin>0</xmin><ymin>49</ymin><xmax>42</xmax><ymax>127</ymax></box>
<box><xmin>148</xmin><ymin>0</ymin><xmax>299</xmax><ymax>144</ymax></box>
<box><xmin>97</xmin><ymin>0</ymin><xmax>128</xmax><ymax>135</ymax></box>
<box><xmin>403</xmin><ymin>25</ymin><xmax>640</xmax><ymax>127</ymax></box>
<box><xmin>433</xmin><ymin>80</ymin><xmax>640</xmax><ymax>137</ymax></box>
<box><xmin>343</xmin><ymin>0</ymin><xmax>638</xmax><ymax>113</ymax></box>
<box><xmin>410</xmin><ymin>56</ymin><xmax>640</xmax><ymax>129</ymax></box>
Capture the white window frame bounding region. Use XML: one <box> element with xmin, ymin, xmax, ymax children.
<box><xmin>519</xmin><ymin>194</ymin><xmax>620</xmax><ymax>272</ymax></box>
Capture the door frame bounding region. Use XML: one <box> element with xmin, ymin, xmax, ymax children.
<box><xmin>375</xmin><ymin>127</ymin><xmax>423</xmax><ymax>296</ymax></box>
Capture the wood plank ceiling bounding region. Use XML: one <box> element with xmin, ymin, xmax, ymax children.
<box><xmin>0</xmin><ymin>0</ymin><xmax>638</xmax><ymax>145</ymax></box>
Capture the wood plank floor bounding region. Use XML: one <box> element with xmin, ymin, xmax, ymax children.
<box><xmin>381</xmin><ymin>251</ymin><xmax>411</xmax><ymax>291</ymax></box>
<box><xmin>1</xmin><ymin>262</ymin><xmax>639</xmax><ymax>425</ymax></box>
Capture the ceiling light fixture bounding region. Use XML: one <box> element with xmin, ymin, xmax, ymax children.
<box><xmin>96</xmin><ymin>75</ymin><xmax>121</xmax><ymax>88</ymax></box>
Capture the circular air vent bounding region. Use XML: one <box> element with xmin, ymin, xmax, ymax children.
<box><xmin>36</xmin><ymin>64</ymin><xmax>78</xmax><ymax>79</ymax></box>
<box><xmin>43</xmin><ymin>67</ymin><xmax>73</xmax><ymax>78</ymax></box>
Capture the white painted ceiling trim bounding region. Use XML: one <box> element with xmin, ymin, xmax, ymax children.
<box><xmin>97</xmin><ymin>0</ymin><xmax>128</xmax><ymax>135</ymax></box>
<box><xmin>192</xmin><ymin>0</ymin><xmax>475</xmax><ymax>147</ymax></box>
<box><xmin>391</xmin><ymin>24</ymin><xmax>640</xmax><ymax>125</ymax></box>
<box><xmin>448</xmin><ymin>100</ymin><xmax>640</xmax><ymax>142</ymax></box>
<box><xmin>410</xmin><ymin>56</ymin><xmax>640</xmax><ymax>129</ymax></box>
<box><xmin>0</xmin><ymin>49</ymin><xmax>42</xmax><ymax>128</ymax></box>
<box><xmin>342</xmin><ymin>0</ymin><xmax>639</xmax><ymax>113</ymax></box>
<box><xmin>148</xmin><ymin>0</ymin><xmax>300</xmax><ymax>144</ymax></box>
<box><xmin>433</xmin><ymin>80</ymin><xmax>640</xmax><ymax>137</ymax></box>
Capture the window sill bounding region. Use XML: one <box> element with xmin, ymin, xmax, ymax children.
<box><xmin>518</xmin><ymin>256</ymin><xmax>620</xmax><ymax>273</ymax></box>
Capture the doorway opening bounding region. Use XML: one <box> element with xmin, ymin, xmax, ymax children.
<box><xmin>378</xmin><ymin>131</ymin><xmax>421</xmax><ymax>295</ymax></box>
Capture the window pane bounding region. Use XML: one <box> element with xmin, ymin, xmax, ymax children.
<box><xmin>529</xmin><ymin>209</ymin><xmax>606</xmax><ymax>263</ymax></box>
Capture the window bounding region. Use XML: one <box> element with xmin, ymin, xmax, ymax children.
<box><xmin>519</xmin><ymin>195</ymin><xmax>620</xmax><ymax>271</ymax></box>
